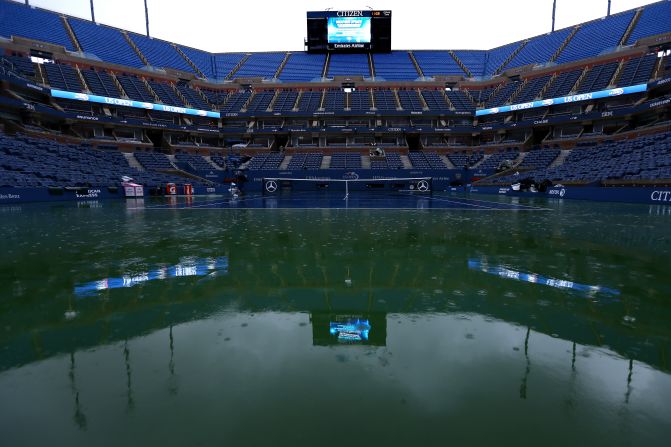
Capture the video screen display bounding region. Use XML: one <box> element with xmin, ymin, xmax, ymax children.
<box><xmin>307</xmin><ymin>10</ymin><xmax>391</xmax><ymax>53</ymax></box>
<box><xmin>327</xmin><ymin>17</ymin><xmax>371</xmax><ymax>44</ymax></box>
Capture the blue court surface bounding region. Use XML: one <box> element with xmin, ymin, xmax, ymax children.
<box><xmin>136</xmin><ymin>192</ymin><xmax>551</xmax><ymax>210</ymax></box>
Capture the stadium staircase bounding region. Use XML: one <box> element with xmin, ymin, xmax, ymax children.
<box><xmin>549</xmin><ymin>150</ymin><xmax>571</xmax><ymax>168</ymax></box>
<box><xmin>441</xmin><ymin>155</ymin><xmax>455</xmax><ymax>169</ymax></box>
<box><xmin>408</xmin><ymin>52</ymin><xmax>424</xmax><ymax>78</ymax></box>
<box><xmin>392</xmin><ymin>90</ymin><xmax>402</xmax><ymax>111</ymax></box>
<box><xmin>448</xmin><ymin>50</ymin><xmax>472</xmax><ymax>77</ymax></box>
<box><xmin>123</xmin><ymin>32</ymin><xmax>149</xmax><ymax>66</ymax></box>
<box><xmin>73</xmin><ymin>65</ymin><xmax>90</xmax><ymax>92</ymax></box>
<box><xmin>226</xmin><ymin>54</ymin><xmax>250</xmax><ymax>80</ymax></box>
<box><xmin>320</xmin><ymin>155</ymin><xmax>331</xmax><ymax>169</ymax></box>
<box><xmin>124</xmin><ymin>153</ymin><xmax>144</xmax><ymax>170</ymax></box>
<box><xmin>141</xmin><ymin>78</ymin><xmax>161</xmax><ymax>102</ymax></box>
<box><xmin>571</xmin><ymin>67</ymin><xmax>590</xmax><ymax>93</ymax></box>
<box><xmin>400</xmin><ymin>155</ymin><xmax>412</xmax><ymax>169</ymax></box>
<box><xmin>172</xmin><ymin>84</ymin><xmax>190</xmax><ymax>107</ymax></box>
<box><xmin>368</xmin><ymin>53</ymin><xmax>375</xmax><ymax>78</ymax></box>
<box><xmin>108</xmin><ymin>72</ymin><xmax>128</xmax><ymax>98</ymax></box>
<box><xmin>278</xmin><ymin>156</ymin><xmax>291</xmax><ymax>170</ymax></box>
<box><xmin>61</xmin><ymin>16</ymin><xmax>82</xmax><ymax>52</ymax></box>
<box><xmin>620</xmin><ymin>8</ymin><xmax>644</xmax><ymax>46</ymax></box>
<box><xmin>550</xmin><ymin>26</ymin><xmax>580</xmax><ymax>63</ymax></box>
<box><xmin>173</xmin><ymin>45</ymin><xmax>206</xmax><ymax>78</ymax></box>
<box><xmin>507</xmin><ymin>80</ymin><xmax>528</xmax><ymax>104</ymax></box>
<box><xmin>34</xmin><ymin>63</ymin><xmax>46</xmax><ymax>85</ymax></box>
<box><xmin>203</xmin><ymin>156</ymin><xmax>224</xmax><ymax>171</ymax></box>
<box><xmin>321</xmin><ymin>53</ymin><xmax>330</xmax><ymax>79</ymax></box>
<box><xmin>609</xmin><ymin>59</ymin><xmax>627</xmax><ymax>87</ymax></box>
<box><xmin>495</xmin><ymin>40</ymin><xmax>528</xmax><ymax>75</ymax></box>
<box><xmin>361</xmin><ymin>155</ymin><xmax>371</xmax><ymax>169</ymax></box>
<box><xmin>274</xmin><ymin>53</ymin><xmax>291</xmax><ymax>79</ymax></box>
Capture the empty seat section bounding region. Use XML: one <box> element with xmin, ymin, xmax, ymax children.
<box><xmin>484</xmin><ymin>41</ymin><xmax>521</xmax><ymax>75</ymax></box>
<box><xmin>543</xmin><ymin>69</ymin><xmax>583</xmax><ymax>98</ymax></box>
<box><xmin>174</xmin><ymin>153</ymin><xmax>213</xmax><ymax>170</ymax></box>
<box><xmin>287</xmin><ymin>153</ymin><xmax>322</xmax><ymax>169</ymax></box>
<box><xmin>176</xmin><ymin>83</ymin><xmax>210</xmax><ymax>110</ymax></box>
<box><xmin>413</xmin><ymin>51</ymin><xmax>463</xmax><ymax>77</ymax></box>
<box><xmin>219</xmin><ymin>91</ymin><xmax>251</xmax><ymax>113</ymax></box>
<box><xmin>200</xmin><ymin>89</ymin><xmax>230</xmax><ymax>108</ymax></box>
<box><xmin>575</xmin><ymin>61</ymin><xmax>618</xmax><ymax>93</ymax></box>
<box><xmin>213</xmin><ymin>53</ymin><xmax>247</xmax><ymax>80</ymax></box>
<box><xmin>422</xmin><ymin>90</ymin><xmax>452</xmax><ymax>112</ymax></box>
<box><xmin>517</xmin><ymin>148</ymin><xmax>560</xmax><ymax>169</ymax></box>
<box><xmin>272</xmin><ymin>91</ymin><xmax>298</xmax><ymax>112</ymax></box>
<box><xmin>445</xmin><ymin>90</ymin><xmax>475</xmax><ymax>112</ymax></box>
<box><xmin>178</xmin><ymin>46</ymin><xmax>215</xmax><ymax>79</ymax></box>
<box><xmin>373</xmin><ymin>52</ymin><xmax>418</xmax><ymax>80</ymax></box>
<box><xmin>43</xmin><ymin>63</ymin><xmax>83</xmax><ymax>91</ymax></box>
<box><xmin>506</xmin><ymin>28</ymin><xmax>572</xmax><ymax>69</ymax></box>
<box><xmin>234</xmin><ymin>52</ymin><xmax>286</xmax><ymax>79</ymax></box>
<box><xmin>486</xmin><ymin>81</ymin><xmax>521</xmax><ymax>107</ymax></box>
<box><xmin>117</xmin><ymin>74</ymin><xmax>155</xmax><ymax>102</ymax></box>
<box><xmin>626</xmin><ymin>2</ymin><xmax>671</xmax><ymax>44</ymax></box>
<box><xmin>129</xmin><ymin>33</ymin><xmax>193</xmax><ymax>72</ymax></box>
<box><xmin>245</xmin><ymin>91</ymin><xmax>275</xmax><ymax>113</ymax></box>
<box><xmin>373</xmin><ymin>90</ymin><xmax>397</xmax><ymax>111</ymax></box>
<box><xmin>296</xmin><ymin>91</ymin><xmax>322</xmax><ymax>113</ymax></box>
<box><xmin>555</xmin><ymin>10</ymin><xmax>635</xmax><ymax>64</ymax></box>
<box><xmin>6</xmin><ymin>55</ymin><xmax>35</xmax><ymax>77</ymax></box>
<box><xmin>0</xmin><ymin>1</ymin><xmax>74</xmax><ymax>50</ymax></box>
<box><xmin>147</xmin><ymin>80</ymin><xmax>184</xmax><ymax>106</ymax></box>
<box><xmin>453</xmin><ymin>51</ymin><xmax>487</xmax><ymax>78</ymax></box>
<box><xmin>329</xmin><ymin>153</ymin><xmax>361</xmax><ymax>169</ymax></box>
<box><xmin>349</xmin><ymin>90</ymin><xmax>371</xmax><ymax>111</ymax></box>
<box><xmin>69</xmin><ymin>18</ymin><xmax>143</xmax><ymax>68</ymax></box>
<box><xmin>279</xmin><ymin>53</ymin><xmax>325</xmax><ymax>82</ymax></box>
<box><xmin>323</xmin><ymin>90</ymin><xmax>345</xmax><ymax>112</ymax></box>
<box><xmin>327</xmin><ymin>54</ymin><xmax>370</xmax><ymax>77</ymax></box>
<box><xmin>134</xmin><ymin>152</ymin><xmax>174</xmax><ymax>170</ymax></box>
<box><xmin>81</xmin><ymin>69</ymin><xmax>119</xmax><ymax>97</ymax></box>
<box><xmin>616</xmin><ymin>54</ymin><xmax>657</xmax><ymax>86</ymax></box>
<box><xmin>397</xmin><ymin>90</ymin><xmax>423</xmax><ymax>112</ymax></box>
<box><xmin>515</xmin><ymin>75</ymin><xmax>552</xmax><ymax>103</ymax></box>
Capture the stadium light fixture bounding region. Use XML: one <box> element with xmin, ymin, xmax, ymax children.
<box><xmin>144</xmin><ymin>0</ymin><xmax>150</xmax><ymax>37</ymax></box>
<box><xmin>552</xmin><ymin>0</ymin><xmax>557</xmax><ymax>32</ymax></box>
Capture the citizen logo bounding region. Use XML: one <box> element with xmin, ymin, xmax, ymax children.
<box><xmin>337</xmin><ymin>10</ymin><xmax>363</xmax><ymax>17</ymax></box>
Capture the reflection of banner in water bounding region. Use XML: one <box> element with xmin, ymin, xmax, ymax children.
<box><xmin>330</xmin><ymin>319</ymin><xmax>371</xmax><ymax>342</ymax></box>
<box><xmin>74</xmin><ymin>257</ymin><xmax>228</xmax><ymax>297</ymax></box>
<box><xmin>467</xmin><ymin>259</ymin><xmax>620</xmax><ymax>297</ymax></box>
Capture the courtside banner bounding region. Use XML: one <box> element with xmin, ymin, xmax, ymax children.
<box><xmin>475</xmin><ymin>83</ymin><xmax>648</xmax><ymax>117</ymax></box>
<box><xmin>50</xmin><ymin>89</ymin><xmax>220</xmax><ymax>118</ymax></box>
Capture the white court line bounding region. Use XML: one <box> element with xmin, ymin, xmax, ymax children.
<box><xmin>433</xmin><ymin>192</ymin><xmax>552</xmax><ymax>210</ymax></box>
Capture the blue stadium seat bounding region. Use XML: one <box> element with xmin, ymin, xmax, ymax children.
<box><xmin>234</xmin><ymin>52</ymin><xmax>286</xmax><ymax>79</ymax></box>
<box><xmin>373</xmin><ymin>52</ymin><xmax>418</xmax><ymax>80</ymax></box>
<box><xmin>0</xmin><ymin>1</ymin><xmax>74</xmax><ymax>50</ymax></box>
<box><xmin>626</xmin><ymin>1</ymin><xmax>671</xmax><ymax>44</ymax></box>
<box><xmin>413</xmin><ymin>51</ymin><xmax>464</xmax><ymax>77</ymax></box>
<box><xmin>129</xmin><ymin>33</ymin><xmax>193</xmax><ymax>73</ymax></box>
<box><xmin>556</xmin><ymin>10</ymin><xmax>635</xmax><ymax>64</ymax></box>
<box><xmin>278</xmin><ymin>53</ymin><xmax>325</xmax><ymax>82</ymax></box>
<box><xmin>69</xmin><ymin>18</ymin><xmax>143</xmax><ymax>68</ymax></box>
<box><xmin>327</xmin><ymin>54</ymin><xmax>370</xmax><ymax>78</ymax></box>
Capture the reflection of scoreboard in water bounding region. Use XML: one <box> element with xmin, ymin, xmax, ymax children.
<box><xmin>306</xmin><ymin>10</ymin><xmax>391</xmax><ymax>53</ymax></box>
<box><xmin>312</xmin><ymin>313</ymin><xmax>387</xmax><ymax>346</ymax></box>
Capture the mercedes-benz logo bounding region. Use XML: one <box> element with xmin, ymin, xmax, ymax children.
<box><xmin>265</xmin><ymin>180</ymin><xmax>278</xmax><ymax>193</ymax></box>
<box><xmin>417</xmin><ymin>180</ymin><xmax>430</xmax><ymax>192</ymax></box>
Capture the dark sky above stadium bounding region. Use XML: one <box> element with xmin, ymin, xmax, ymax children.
<box><xmin>14</xmin><ymin>0</ymin><xmax>663</xmax><ymax>52</ymax></box>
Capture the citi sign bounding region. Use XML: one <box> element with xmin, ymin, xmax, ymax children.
<box><xmin>650</xmin><ymin>190</ymin><xmax>671</xmax><ymax>202</ymax></box>
<box><xmin>337</xmin><ymin>10</ymin><xmax>364</xmax><ymax>16</ymax></box>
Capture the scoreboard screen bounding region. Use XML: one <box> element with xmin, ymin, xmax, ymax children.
<box><xmin>307</xmin><ymin>10</ymin><xmax>391</xmax><ymax>53</ymax></box>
